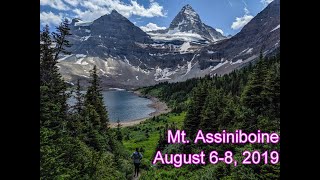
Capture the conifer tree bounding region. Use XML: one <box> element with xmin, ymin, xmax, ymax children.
<box><xmin>40</xmin><ymin>25</ymin><xmax>54</xmax><ymax>83</ymax></box>
<box><xmin>40</xmin><ymin>22</ymin><xmax>132</xmax><ymax>179</ymax></box>
<box><xmin>52</xmin><ymin>19</ymin><xmax>71</xmax><ymax>61</ymax></box>
<box><xmin>116</xmin><ymin>119</ymin><xmax>123</xmax><ymax>141</ymax></box>
<box><xmin>40</xmin><ymin>22</ymin><xmax>71</xmax><ymax>177</ymax></box>
<box><xmin>40</xmin><ymin>23</ymin><xmax>68</xmax><ymax>130</ymax></box>
<box><xmin>241</xmin><ymin>55</ymin><xmax>267</xmax><ymax>115</ymax></box>
<box><xmin>74</xmin><ymin>79</ymin><xmax>84</xmax><ymax>114</ymax></box>
<box><xmin>199</xmin><ymin>88</ymin><xmax>225</xmax><ymax>132</ymax></box>
<box><xmin>68</xmin><ymin>79</ymin><xmax>85</xmax><ymax>137</ymax></box>
<box><xmin>184</xmin><ymin>81</ymin><xmax>210</xmax><ymax>138</ymax></box>
<box><xmin>262</xmin><ymin>59</ymin><xmax>280</xmax><ymax>117</ymax></box>
<box><xmin>260</xmin><ymin>57</ymin><xmax>280</xmax><ymax>130</ymax></box>
<box><xmin>85</xmin><ymin>65</ymin><xmax>109</xmax><ymax>131</ymax></box>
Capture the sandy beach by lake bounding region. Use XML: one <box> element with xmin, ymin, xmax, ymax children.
<box><xmin>109</xmin><ymin>91</ymin><xmax>170</xmax><ymax>128</ymax></box>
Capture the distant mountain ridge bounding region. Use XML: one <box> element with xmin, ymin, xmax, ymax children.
<box><xmin>58</xmin><ymin>2</ymin><xmax>280</xmax><ymax>89</ymax></box>
<box><xmin>194</xmin><ymin>0</ymin><xmax>280</xmax><ymax>73</ymax></box>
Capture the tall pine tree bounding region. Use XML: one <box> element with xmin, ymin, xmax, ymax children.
<box><xmin>183</xmin><ymin>81</ymin><xmax>210</xmax><ymax>138</ymax></box>
<box><xmin>40</xmin><ymin>21</ymin><xmax>72</xmax><ymax>178</ymax></box>
<box><xmin>52</xmin><ymin>19</ymin><xmax>71</xmax><ymax>61</ymax></box>
<box><xmin>241</xmin><ymin>55</ymin><xmax>268</xmax><ymax>115</ymax></box>
<box><xmin>116</xmin><ymin>119</ymin><xmax>123</xmax><ymax>142</ymax></box>
<box><xmin>199</xmin><ymin>88</ymin><xmax>225</xmax><ymax>133</ymax></box>
<box><xmin>40</xmin><ymin>23</ymin><xmax>68</xmax><ymax>131</ymax></box>
<box><xmin>84</xmin><ymin>65</ymin><xmax>109</xmax><ymax>131</ymax></box>
<box><xmin>74</xmin><ymin>79</ymin><xmax>84</xmax><ymax>114</ymax></box>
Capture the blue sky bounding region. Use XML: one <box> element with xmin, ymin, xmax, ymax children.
<box><xmin>40</xmin><ymin>0</ymin><xmax>274</xmax><ymax>35</ymax></box>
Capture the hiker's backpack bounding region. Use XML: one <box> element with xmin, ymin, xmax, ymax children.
<box><xmin>133</xmin><ymin>152</ymin><xmax>141</xmax><ymax>163</ymax></box>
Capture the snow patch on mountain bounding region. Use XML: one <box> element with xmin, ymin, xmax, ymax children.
<box><xmin>123</xmin><ymin>56</ymin><xmax>131</xmax><ymax>66</ymax></box>
<box><xmin>75</xmin><ymin>54</ymin><xmax>87</xmax><ymax>65</ymax></box>
<box><xmin>237</xmin><ymin>48</ymin><xmax>253</xmax><ymax>57</ymax></box>
<box><xmin>80</xmin><ymin>35</ymin><xmax>91</xmax><ymax>41</ymax></box>
<box><xmin>183</xmin><ymin>54</ymin><xmax>197</xmax><ymax>76</ymax></box>
<box><xmin>230</xmin><ymin>59</ymin><xmax>243</xmax><ymax>65</ymax></box>
<box><xmin>74</xmin><ymin>20</ymin><xmax>93</xmax><ymax>27</ymax></box>
<box><xmin>148</xmin><ymin>32</ymin><xmax>204</xmax><ymax>42</ymax></box>
<box><xmin>180</xmin><ymin>42</ymin><xmax>191</xmax><ymax>52</ymax></box>
<box><xmin>183</xmin><ymin>5</ymin><xmax>198</xmax><ymax>18</ymax></box>
<box><xmin>81</xmin><ymin>61</ymin><xmax>89</xmax><ymax>65</ymax></box>
<box><xmin>154</xmin><ymin>67</ymin><xmax>176</xmax><ymax>81</ymax></box>
<box><xmin>58</xmin><ymin>54</ymin><xmax>73</xmax><ymax>62</ymax></box>
<box><xmin>246</xmin><ymin>48</ymin><xmax>253</xmax><ymax>54</ymax></box>
<box><xmin>211</xmin><ymin>60</ymin><xmax>229</xmax><ymax>71</ymax></box>
<box><xmin>186</xmin><ymin>61</ymin><xmax>192</xmax><ymax>74</ymax></box>
<box><xmin>80</xmin><ymin>75</ymin><xmax>89</xmax><ymax>78</ymax></box>
<box><xmin>76</xmin><ymin>54</ymin><xmax>86</xmax><ymax>58</ymax></box>
<box><xmin>270</xmin><ymin>24</ymin><xmax>280</xmax><ymax>32</ymax></box>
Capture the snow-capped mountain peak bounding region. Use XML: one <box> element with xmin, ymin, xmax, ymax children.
<box><xmin>148</xmin><ymin>4</ymin><xmax>225</xmax><ymax>43</ymax></box>
<box><xmin>179</xmin><ymin>4</ymin><xmax>199</xmax><ymax>24</ymax></box>
<box><xmin>169</xmin><ymin>4</ymin><xmax>201</xmax><ymax>32</ymax></box>
<box><xmin>58</xmin><ymin>2</ymin><xmax>280</xmax><ymax>89</ymax></box>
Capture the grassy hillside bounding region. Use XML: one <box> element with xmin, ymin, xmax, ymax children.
<box><xmin>122</xmin><ymin>112</ymin><xmax>186</xmax><ymax>163</ymax></box>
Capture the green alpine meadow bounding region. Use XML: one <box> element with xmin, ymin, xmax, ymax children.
<box><xmin>40</xmin><ymin>0</ymin><xmax>280</xmax><ymax>179</ymax></box>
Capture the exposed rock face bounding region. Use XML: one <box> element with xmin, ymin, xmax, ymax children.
<box><xmin>149</xmin><ymin>4</ymin><xmax>225</xmax><ymax>42</ymax></box>
<box><xmin>195</xmin><ymin>0</ymin><xmax>280</xmax><ymax>72</ymax></box>
<box><xmin>58</xmin><ymin>1</ymin><xmax>280</xmax><ymax>89</ymax></box>
<box><xmin>68</xmin><ymin>10</ymin><xmax>153</xmax><ymax>67</ymax></box>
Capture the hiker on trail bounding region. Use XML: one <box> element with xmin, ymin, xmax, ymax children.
<box><xmin>131</xmin><ymin>148</ymin><xmax>143</xmax><ymax>177</ymax></box>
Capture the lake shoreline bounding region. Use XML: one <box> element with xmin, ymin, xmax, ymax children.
<box><xmin>109</xmin><ymin>90</ymin><xmax>170</xmax><ymax>128</ymax></box>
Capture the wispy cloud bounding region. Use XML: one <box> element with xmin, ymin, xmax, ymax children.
<box><xmin>140</xmin><ymin>22</ymin><xmax>166</xmax><ymax>32</ymax></box>
<box><xmin>242</xmin><ymin>0</ymin><xmax>248</xmax><ymax>7</ymax></box>
<box><xmin>244</xmin><ymin>7</ymin><xmax>249</xmax><ymax>14</ymax></box>
<box><xmin>227</xmin><ymin>0</ymin><xmax>233</xmax><ymax>7</ymax></box>
<box><xmin>231</xmin><ymin>7</ymin><xmax>253</xmax><ymax>30</ymax></box>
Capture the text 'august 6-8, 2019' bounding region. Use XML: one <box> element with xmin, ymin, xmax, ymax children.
<box><xmin>152</xmin><ymin>130</ymin><xmax>280</xmax><ymax>168</ymax></box>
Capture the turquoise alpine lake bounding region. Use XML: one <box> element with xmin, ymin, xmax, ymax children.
<box><xmin>68</xmin><ymin>90</ymin><xmax>156</xmax><ymax>122</ymax></box>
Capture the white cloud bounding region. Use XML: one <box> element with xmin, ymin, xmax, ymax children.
<box><xmin>71</xmin><ymin>0</ymin><xmax>165</xmax><ymax>21</ymax></box>
<box><xmin>40</xmin><ymin>11</ymin><xmax>63</xmax><ymax>27</ymax></box>
<box><xmin>81</xmin><ymin>1</ymin><xmax>103</xmax><ymax>11</ymax></box>
<box><xmin>40</xmin><ymin>0</ymin><xmax>165</xmax><ymax>22</ymax></box>
<box><xmin>64</xmin><ymin>0</ymin><xmax>80</xmax><ymax>7</ymax></box>
<box><xmin>231</xmin><ymin>15</ymin><xmax>253</xmax><ymax>30</ymax></box>
<box><xmin>40</xmin><ymin>0</ymin><xmax>69</xmax><ymax>10</ymax></box>
<box><xmin>215</xmin><ymin>28</ymin><xmax>224</xmax><ymax>35</ymax></box>
<box><xmin>128</xmin><ymin>1</ymin><xmax>165</xmax><ymax>17</ymax></box>
<box><xmin>261</xmin><ymin>0</ymin><xmax>274</xmax><ymax>6</ymax></box>
<box><xmin>140</xmin><ymin>23</ymin><xmax>166</xmax><ymax>32</ymax></box>
<box><xmin>73</xmin><ymin>8</ymin><xmax>109</xmax><ymax>22</ymax></box>
<box><xmin>231</xmin><ymin>8</ymin><xmax>253</xmax><ymax>30</ymax></box>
